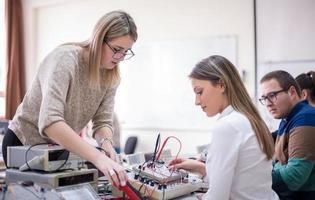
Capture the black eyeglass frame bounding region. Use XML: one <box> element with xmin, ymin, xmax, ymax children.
<box><xmin>104</xmin><ymin>41</ymin><xmax>135</xmax><ymax>60</ymax></box>
<box><xmin>259</xmin><ymin>89</ymin><xmax>288</xmax><ymax>105</ymax></box>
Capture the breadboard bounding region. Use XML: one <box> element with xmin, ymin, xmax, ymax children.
<box><xmin>132</xmin><ymin>163</ymin><xmax>187</xmax><ymax>183</ymax></box>
<box><xmin>128</xmin><ymin>177</ymin><xmax>202</xmax><ymax>200</ymax></box>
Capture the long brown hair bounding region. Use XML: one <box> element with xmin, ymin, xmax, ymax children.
<box><xmin>189</xmin><ymin>55</ymin><xmax>274</xmax><ymax>159</ymax></box>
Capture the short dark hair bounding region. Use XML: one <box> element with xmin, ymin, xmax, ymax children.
<box><xmin>296</xmin><ymin>71</ymin><xmax>315</xmax><ymax>101</ymax></box>
<box><xmin>260</xmin><ymin>70</ymin><xmax>301</xmax><ymax>97</ymax></box>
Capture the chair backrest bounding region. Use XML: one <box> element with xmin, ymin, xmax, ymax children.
<box><xmin>0</xmin><ymin>120</ymin><xmax>9</xmax><ymax>135</ymax></box>
<box><xmin>124</xmin><ymin>136</ymin><xmax>138</xmax><ymax>154</ymax></box>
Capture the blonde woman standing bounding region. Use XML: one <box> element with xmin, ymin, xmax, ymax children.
<box><xmin>2</xmin><ymin>10</ymin><xmax>137</xmax><ymax>187</ymax></box>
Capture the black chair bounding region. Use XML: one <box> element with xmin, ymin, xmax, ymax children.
<box><xmin>124</xmin><ymin>136</ymin><xmax>138</xmax><ymax>154</ymax></box>
<box><xmin>0</xmin><ymin>119</ymin><xmax>9</xmax><ymax>135</ymax></box>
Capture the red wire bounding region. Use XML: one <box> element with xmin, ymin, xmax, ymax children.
<box><xmin>155</xmin><ymin>136</ymin><xmax>182</xmax><ymax>162</ymax></box>
<box><xmin>118</xmin><ymin>183</ymin><xmax>142</xmax><ymax>200</ymax></box>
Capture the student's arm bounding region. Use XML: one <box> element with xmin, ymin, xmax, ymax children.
<box><xmin>94</xmin><ymin>126</ymin><xmax>117</xmax><ymax>161</ymax></box>
<box><xmin>92</xmin><ymin>83</ymin><xmax>120</xmax><ymax>161</ymax></box>
<box><xmin>168</xmin><ymin>158</ymin><xmax>206</xmax><ymax>176</ymax></box>
<box><xmin>203</xmin><ymin>121</ymin><xmax>240</xmax><ymax>200</ymax></box>
<box><xmin>273</xmin><ymin>125</ymin><xmax>315</xmax><ymax>192</ymax></box>
<box><xmin>45</xmin><ymin>121</ymin><xmax>127</xmax><ymax>186</ymax></box>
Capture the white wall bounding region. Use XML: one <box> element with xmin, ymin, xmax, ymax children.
<box><xmin>22</xmin><ymin>0</ymin><xmax>255</xmax><ymax>155</ymax></box>
<box><xmin>256</xmin><ymin>0</ymin><xmax>315</xmax><ymax>131</ymax></box>
<box><xmin>257</xmin><ymin>0</ymin><xmax>315</xmax><ymax>63</ymax></box>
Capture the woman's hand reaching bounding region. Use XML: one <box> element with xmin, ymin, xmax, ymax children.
<box><xmin>101</xmin><ymin>140</ymin><xmax>118</xmax><ymax>161</ymax></box>
<box><xmin>94</xmin><ymin>153</ymin><xmax>128</xmax><ymax>187</ymax></box>
<box><xmin>168</xmin><ymin>158</ymin><xmax>206</xmax><ymax>176</ymax></box>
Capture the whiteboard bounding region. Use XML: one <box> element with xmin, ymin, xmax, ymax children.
<box><xmin>115</xmin><ymin>37</ymin><xmax>237</xmax><ymax>130</ymax></box>
<box><xmin>258</xmin><ymin>61</ymin><xmax>315</xmax><ymax>80</ymax></box>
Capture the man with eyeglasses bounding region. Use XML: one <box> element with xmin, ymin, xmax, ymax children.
<box><xmin>260</xmin><ymin>70</ymin><xmax>315</xmax><ymax>200</ymax></box>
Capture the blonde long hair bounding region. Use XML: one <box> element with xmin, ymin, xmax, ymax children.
<box><xmin>69</xmin><ymin>10</ymin><xmax>137</xmax><ymax>88</ymax></box>
<box><xmin>189</xmin><ymin>55</ymin><xmax>274</xmax><ymax>159</ymax></box>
